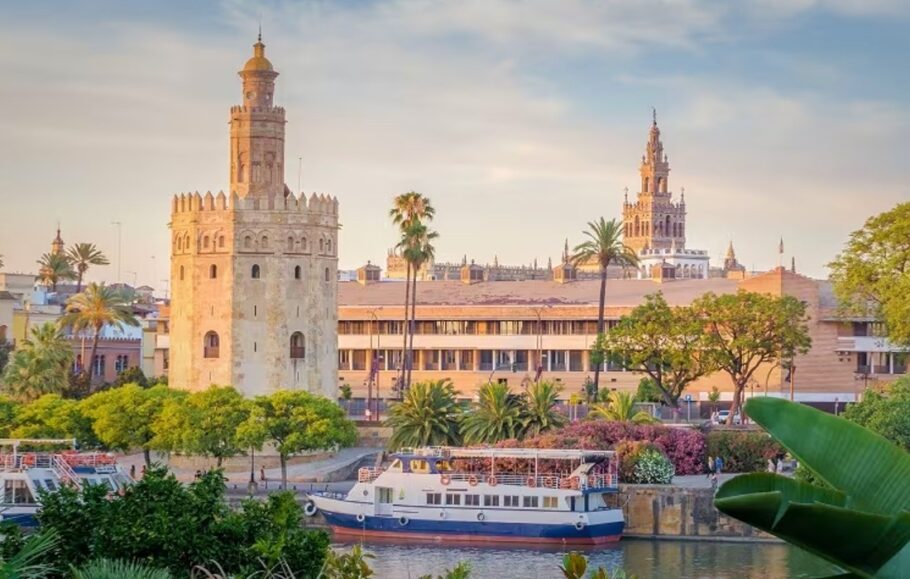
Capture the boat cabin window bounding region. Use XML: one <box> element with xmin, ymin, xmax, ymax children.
<box><xmin>426</xmin><ymin>492</ymin><xmax>442</xmax><ymax>505</ymax></box>
<box><xmin>464</xmin><ymin>494</ymin><xmax>480</xmax><ymax>506</ymax></box>
<box><xmin>388</xmin><ymin>459</ymin><xmax>403</xmax><ymax>472</ymax></box>
<box><xmin>523</xmin><ymin>496</ymin><xmax>539</xmax><ymax>508</ymax></box>
<box><xmin>543</xmin><ymin>496</ymin><xmax>559</xmax><ymax>509</ymax></box>
<box><xmin>503</xmin><ymin>495</ymin><xmax>520</xmax><ymax>507</ymax></box>
<box><xmin>483</xmin><ymin>495</ymin><xmax>500</xmax><ymax>507</ymax></box>
<box><xmin>3</xmin><ymin>480</ymin><xmax>36</xmax><ymax>505</ymax></box>
<box><xmin>43</xmin><ymin>479</ymin><xmax>57</xmax><ymax>491</ymax></box>
<box><xmin>410</xmin><ymin>459</ymin><xmax>429</xmax><ymax>473</ymax></box>
<box><xmin>445</xmin><ymin>493</ymin><xmax>461</xmax><ymax>506</ymax></box>
<box><xmin>378</xmin><ymin>487</ymin><xmax>394</xmax><ymax>504</ymax></box>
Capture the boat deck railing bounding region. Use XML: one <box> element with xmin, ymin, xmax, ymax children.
<box><xmin>1</xmin><ymin>452</ymin><xmax>117</xmax><ymax>473</ymax></box>
<box><xmin>358</xmin><ymin>467</ymin><xmax>617</xmax><ymax>490</ymax></box>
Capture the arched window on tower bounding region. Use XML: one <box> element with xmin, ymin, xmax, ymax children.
<box><xmin>290</xmin><ymin>332</ymin><xmax>305</xmax><ymax>359</ymax></box>
<box><xmin>179</xmin><ymin>266</ymin><xmax>184</xmax><ymax>281</ymax></box>
<box><xmin>672</xmin><ymin>222</ymin><xmax>678</xmax><ymax>237</ymax></box>
<box><xmin>294</xmin><ymin>265</ymin><xmax>302</xmax><ymax>280</ymax></box>
<box><xmin>244</xmin><ymin>236</ymin><xmax>253</xmax><ymax>250</ymax></box>
<box><xmin>658</xmin><ymin>177</ymin><xmax>664</xmax><ymax>192</ymax></box>
<box><xmin>665</xmin><ymin>216</ymin><xmax>671</xmax><ymax>237</ymax></box>
<box><xmin>301</xmin><ymin>237</ymin><xmax>308</xmax><ymax>251</ymax></box>
<box><xmin>325</xmin><ymin>267</ymin><xmax>330</xmax><ymax>282</ymax></box>
<box><xmin>643</xmin><ymin>177</ymin><xmax>650</xmax><ymax>192</ymax></box>
<box><xmin>261</xmin><ymin>236</ymin><xmax>269</xmax><ymax>250</ymax></box>
<box><xmin>634</xmin><ymin>216</ymin><xmax>640</xmax><ymax>237</ymax></box>
<box><xmin>287</xmin><ymin>236</ymin><xmax>294</xmax><ymax>252</ymax></box>
<box><xmin>251</xmin><ymin>264</ymin><xmax>261</xmax><ymax>279</ymax></box>
<box><xmin>209</xmin><ymin>265</ymin><xmax>217</xmax><ymax>279</ymax></box>
<box><xmin>203</xmin><ymin>235</ymin><xmax>210</xmax><ymax>249</ymax></box>
<box><xmin>177</xmin><ymin>236</ymin><xmax>182</xmax><ymax>251</ymax></box>
<box><xmin>319</xmin><ymin>239</ymin><xmax>325</xmax><ymax>253</ymax></box>
<box><xmin>218</xmin><ymin>235</ymin><xmax>225</xmax><ymax>248</ymax></box>
<box><xmin>204</xmin><ymin>331</ymin><xmax>220</xmax><ymax>358</ymax></box>
<box><xmin>184</xmin><ymin>234</ymin><xmax>190</xmax><ymax>250</ymax></box>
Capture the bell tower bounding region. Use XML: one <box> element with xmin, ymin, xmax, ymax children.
<box><xmin>622</xmin><ymin>111</ymin><xmax>686</xmax><ymax>254</ymax></box>
<box><xmin>230</xmin><ymin>34</ymin><xmax>286</xmax><ymax>199</ymax></box>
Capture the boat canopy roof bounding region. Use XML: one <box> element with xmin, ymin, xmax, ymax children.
<box><xmin>0</xmin><ymin>438</ymin><xmax>77</xmax><ymax>450</ymax></box>
<box><xmin>395</xmin><ymin>447</ymin><xmax>614</xmax><ymax>461</ymax></box>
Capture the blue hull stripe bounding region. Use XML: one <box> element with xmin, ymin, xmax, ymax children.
<box><xmin>321</xmin><ymin>511</ymin><xmax>624</xmax><ymax>541</ymax></box>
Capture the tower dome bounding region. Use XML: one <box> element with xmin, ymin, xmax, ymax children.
<box><xmin>243</xmin><ymin>39</ymin><xmax>274</xmax><ymax>72</ymax></box>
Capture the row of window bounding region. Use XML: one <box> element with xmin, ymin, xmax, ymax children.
<box><xmin>174</xmin><ymin>233</ymin><xmax>335</xmax><ymax>256</ymax></box>
<box><xmin>425</xmin><ymin>493</ymin><xmax>559</xmax><ymax>509</ymax></box>
<box><xmin>73</xmin><ymin>354</ymin><xmax>132</xmax><ymax>377</ymax></box>
<box><xmin>179</xmin><ymin>264</ymin><xmax>331</xmax><ymax>282</ymax></box>
<box><xmin>202</xmin><ymin>331</ymin><xmax>306</xmax><ymax>360</ymax></box>
<box><xmin>339</xmin><ymin>348</ymin><xmax>625</xmax><ymax>373</ymax></box>
<box><xmin>338</xmin><ymin>320</ymin><xmax>615</xmax><ymax>336</ymax></box>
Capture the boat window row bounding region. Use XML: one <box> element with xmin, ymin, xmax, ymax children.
<box><xmin>425</xmin><ymin>492</ymin><xmax>559</xmax><ymax>509</ymax></box>
<box><xmin>339</xmin><ymin>320</ymin><xmax>619</xmax><ymax>336</ymax></box>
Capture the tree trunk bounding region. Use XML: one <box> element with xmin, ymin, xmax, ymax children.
<box><xmin>400</xmin><ymin>261</ymin><xmax>412</xmax><ymax>394</ymax></box>
<box><xmin>76</xmin><ymin>271</ymin><xmax>84</xmax><ymax>294</ymax></box>
<box><xmin>216</xmin><ymin>455</ymin><xmax>223</xmax><ymax>468</ymax></box>
<box><xmin>143</xmin><ymin>447</ymin><xmax>151</xmax><ymax>467</ymax></box>
<box><xmin>407</xmin><ymin>267</ymin><xmax>418</xmax><ymax>388</ymax></box>
<box><xmin>88</xmin><ymin>327</ymin><xmax>101</xmax><ymax>387</ymax></box>
<box><xmin>593</xmin><ymin>267</ymin><xmax>608</xmax><ymax>396</ymax></box>
<box><xmin>280</xmin><ymin>455</ymin><xmax>288</xmax><ymax>490</ymax></box>
<box><xmin>727</xmin><ymin>381</ymin><xmax>745</xmax><ymax>425</ymax></box>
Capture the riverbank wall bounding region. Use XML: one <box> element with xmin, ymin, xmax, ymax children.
<box><xmin>620</xmin><ymin>484</ymin><xmax>774</xmax><ymax>542</ymax></box>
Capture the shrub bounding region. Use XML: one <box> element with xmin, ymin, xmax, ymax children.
<box><xmin>615</xmin><ymin>441</ymin><xmax>674</xmax><ymax>484</ymax></box>
<box><xmin>705</xmin><ymin>430</ymin><xmax>781</xmax><ymax>472</ymax></box>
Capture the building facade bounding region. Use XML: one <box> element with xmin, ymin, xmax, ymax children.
<box><xmin>336</xmin><ymin>267</ymin><xmax>908</xmax><ymax>405</ymax></box>
<box><xmin>168</xmin><ymin>37</ymin><xmax>339</xmax><ymax>397</ymax></box>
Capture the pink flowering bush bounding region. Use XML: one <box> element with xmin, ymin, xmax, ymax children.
<box><xmin>498</xmin><ymin>420</ymin><xmax>706</xmax><ymax>476</ymax></box>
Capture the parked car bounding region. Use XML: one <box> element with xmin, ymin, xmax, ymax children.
<box><xmin>713</xmin><ymin>410</ymin><xmax>742</xmax><ymax>425</ymax></box>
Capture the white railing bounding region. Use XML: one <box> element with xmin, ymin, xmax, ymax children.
<box><xmin>358</xmin><ymin>467</ymin><xmax>383</xmax><ymax>483</ymax></box>
<box><xmin>357</xmin><ymin>466</ymin><xmax>618</xmax><ymax>490</ymax></box>
<box><xmin>51</xmin><ymin>455</ymin><xmax>81</xmax><ymax>489</ymax></box>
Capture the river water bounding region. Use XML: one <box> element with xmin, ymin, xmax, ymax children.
<box><xmin>332</xmin><ymin>538</ymin><xmax>838</xmax><ymax>578</ymax></box>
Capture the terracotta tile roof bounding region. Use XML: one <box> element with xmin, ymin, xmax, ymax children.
<box><xmin>339</xmin><ymin>278</ymin><xmax>741</xmax><ymax>308</ymax></box>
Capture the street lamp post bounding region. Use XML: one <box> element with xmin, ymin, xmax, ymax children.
<box><xmin>366</xmin><ymin>308</ymin><xmax>382</xmax><ymax>421</ymax></box>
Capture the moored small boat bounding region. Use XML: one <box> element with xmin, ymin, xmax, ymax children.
<box><xmin>306</xmin><ymin>446</ymin><xmax>624</xmax><ymax>545</ymax></box>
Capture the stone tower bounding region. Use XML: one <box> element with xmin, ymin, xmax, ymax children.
<box><xmin>168</xmin><ymin>37</ymin><xmax>339</xmax><ymax>398</ymax></box>
<box><xmin>51</xmin><ymin>226</ymin><xmax>65</xmax><ymax>256</ymax></box>
<box><xmin>622</xmin><ymin>112</ymin><xmax>686</xmax><ymax>254</ymax></box>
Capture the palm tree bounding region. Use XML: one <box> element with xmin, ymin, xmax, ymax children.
<box><xmin>2</xmin><ymin>322</ymin><xmax>73</xmax><ymax>401</ymax></box>
<box><xmin>522</xmin><ymin>381</ymin><xmax>567</xmax><ymax>437</ymax></box>
<box><xmin>589</xmin><ymin>390</ymin><xmax>658</xmax><ymax>424</ymax></box>
<box><xmin>0</xmin><ymin>254</ymin><xmax>4</xmax><ymax>269</ymax></box>
<box><xmin>67</xmin><ymin>243</ymin><xmax>110</xmax><ymax>293</ymax></box>
<box><xmin>36</xmin><ymin>252</ymin><xmax>75</xmax><ymax>292</ymax></box>
<box><xmin>0</xmin><ymin>529</ymin><xmax>58</xmax><ymax>578</ymax></box>
<box><xmin>461</xmin><ymin>382</ymin><xmax>526</xmax><ymax>444</ymax></box>
<box><xmin>60</xmin><ymin>283</ymin><xmax>139</xmax><ymax>385</ymax></box>
<box><xmin>384</xmin><ymin>379</ymin><xmax>461</xmax><ymax>449</ymax></box>
<box><xmin>399</xmin><ymin>221</ymin><xmax>438</xmax><ymax>388</ymax></box>
<box><xmin>389</xmin><ymin>192</ymin><xmax>435</xmax><ymax>391</ymax></box>
<box><xmin>571</xmin><ymin>217</ymin><xmax>638</xmax><ymax>396</ymax></box>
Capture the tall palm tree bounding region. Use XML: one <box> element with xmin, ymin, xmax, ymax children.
<box><xmin>67</xmin><ymin>243</ymin><xmax>110</xmax><ymax>293</ymax></box>
<box><xmin>384</xmin><ymin>379</ymin><xmax>461</xmax><ymax>449</ymax></box>
<box><xmin>389</xmin><ymin>192</ymin><xmax>435</xmax><ymax>392</ymax></box>
<box><xmin>571</xmin><ymin>217</ymin><xmax>639</xmax><ymax>396</ymax></box>
<box><xmin>399</xmin><ymin>221</ymin><xmax>438</xmax><ymax>388</ymax></box>
<box><xmin>589</xmin><ymin>390</ymin><xmax>657</xmax><ymax>424</ymax></box>
<box><xmin>461</xmin><ymin>382</ymin><xmax>526</xmax><ymax>444</ymax></box>
<box><xmin>2</xmin><ymin>322</ymin><xmax>73</xmax><ymax>401</ymax></box>
<box><xmin>60</xmin><ymin>283</ymin><xmax>139</xmax><ymax>385</ymax></box>
<box><xmin>522</xmin><ymin>381</ymin><xmax>567</xmax><ymax>437</ymax></box>
<box><xmin>36</xmin><ymin>252</ymin><xmax>75</xmax><ymax>292</ymax></box>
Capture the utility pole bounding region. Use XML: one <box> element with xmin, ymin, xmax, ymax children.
<box><xmin>111</xmin><ymin>221</ymin><xmax>123</xmax><ymax>283</ymax></box>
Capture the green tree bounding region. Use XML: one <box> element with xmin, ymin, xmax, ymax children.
<box><xmin>111</xmin><ymin>366</ymin><xmax>149</xmax><ymax>388</ymax></box>
<box><xmin>153</xmin><ymin>385</ymin><xmax>250</xmax><ymax>466</ymax></box>
<box><xmin>589</xmin><ymin>390</ymin><xmax>657</xmax><ymax>424</ymax></box>
<box><xmin>829</xmin><ymin>202</ymin><xmax>910</xmax><ymax>345</ymax></box>
<box><xmin>708</xmin><ymin>386</ymin><xmax>721</xmax><ymax>414</ymax></box>
<box><xmin>522</xmin><ymin>380</ymin><xmax>567</xmax><ymax>437</ymax></box>
<box><xmin>461</xmin><ymin>382</ymin><xmax>526</xmax><ymax>444</ymax></box>
<box><xmin>0</xmin><ymin>396</ymin><xmax>19</xmax><ymax>438</ymax></box>
<box><xmin>634</xmin><ymin>378</ymin><xmax>664</xmax><ymax>404</ymax></box>
<box><xmin>2</xmin><ymin>322</ymin><xmax>73</xmax><ymax>401</ymax></box>
<box><xmin>321</xmin><ymin>544</ymin><xmax>375</xmax><ymax>578</ymax></box>
<box><xmin>385</xmin><ymin>379</ymin><xmax>461</xmax><ymax>449</ymax></box>
<box><xmin>36</xmin><ymin>252</ymin><xmax>75</xmax><ymax>291</ymax></box>
<box><xmin>843</xmin><ymin>377</ymin><xmax>910</xmax><ymax>451</ymax></box>
<box><xmin>0</xmin><ymin>529</ymin><xmax>58</xmax><ymax>579</ymax></box>
<box><xmin>238</xmin><ymin>390</ymin><xmax>357</xmax><ymax>489</ymax></box>
<box><xmin>60</xmin><ymin>283</ymin><xmax>139</xmax><ymax>385</ymax></box>
<box><xmin>81</xmin><ymin>384</ymin><xmax>183</xmax><ymax>465</ymax></box>
<box><xmin>66</xmin><ymin>243</ymin><xmax>110</xmax><ymax>293</ymax></box>
<box><xmin>10</xmin><ymin>394</ymin><xmax>98</xmax><ymax>446</ymax></box>
<box><xmin>0</xmin><ymin>340</ymin><xmax>12</xmax><ymax>376</ymax></box>
<box><xmin>389</xmin><ymin>192</ymin><xmax>435</xmax><ymax>390</ymax></box>
<box><xmin>693</xmin><ymin>291</ymin><xmax>811</xmax><ymax>425</ymax></box>
<box><xmin>604</xmin><ymin>293</ymin><xmax>717</xmax><ymax>412</ymax></box>
<box><xmin>398</xmin><ymin>220</ymin><xmax>438</xmax><ymax>389</ymax></box>
<box><xmin>571</xmin><ymin>217</ymin><xmax>639</xmax><ymax>396</ymax></box>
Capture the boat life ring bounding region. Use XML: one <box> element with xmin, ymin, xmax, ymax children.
<box><xmin>399</xmin><ymin>516</ymin><xmax>409</xmax><ymax>526</ymax></box>
<box><xmin>487</xmin><ymin>475</ymin><xmax>498</xmax><ymax>487</ymax></box>
<box><xmin>468</xmin><ymin>475</ymin><xmax>479</xmax><ymax>486</ymax></box>
<box><xmin>527</xmin><ymin>476</ymin><xmax>537</xmax><ymax>487</ymax></box>
<box><xmin>304</xmin><ymin>501</ymin><xmax>318</xmax><ymax>517</ymax></box>
<box><xmin>575</xmin><ymin>521</ymin><xmax>585</xmax><ymax>531</ymax></box>
<box><xmin>477</xmin><ymin>512</ymin><xmax>486</xmax><ymax>522</ymax></box>
<box><xmin>439</xmin><ymin>511</ymin><xmax>447</xmax><ymax>519</ymax></box>
<box><xmin>356</xmin><ymin>513</ymin><xmax>366</xmax><ymax>523</ymax></box>
<box><xmin>440</xmin><ymin>474</ymin><xmax>451</xmax><ymax>486</ymax></box>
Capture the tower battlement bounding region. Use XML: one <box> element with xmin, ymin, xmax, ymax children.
<box><xmin>229</xmin><ymin>105</ymin><xmax>285</xmax><ymax>115</ymax></box>
<box><xmin>171</xmin><ymin>191</ymin><xmax>338</xmax><ymax>216</ymax></box>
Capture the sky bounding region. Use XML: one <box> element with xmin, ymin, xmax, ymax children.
<box><xmin>0</xmin><ymin>0</ymin><xmax>908</xmax><ymax>289</ymax></box>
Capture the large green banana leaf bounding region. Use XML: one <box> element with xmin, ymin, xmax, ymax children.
<box><xmin>714</xmin><ymin>397</ymin><xmax>910</xmax><ymax>578</ymax></box>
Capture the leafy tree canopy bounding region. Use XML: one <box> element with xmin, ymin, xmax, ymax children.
<box><xmin>830</xmin><ymin>202</ymin><xmax>910</xmax><ymax>345</ymax></box>
<box><xmin>9</xmin><ymin>393</ymin><xmax>98</xmax><ymax>447</ymax></box>
<box><xmin>461</xmin><ymin>382</ymin><xmax>526</xmax><ymax>444</ymax></box>
<box><xmin>843</xmin><ymin>377</ymin><xmax>910</xmax><ymax>451</ymax></box>
<box><xmin>2</xmin><ymin>322</ymin><xmax>73</xmax><ymax>402</ymax></box>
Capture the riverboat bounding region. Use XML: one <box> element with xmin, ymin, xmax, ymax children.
<box><xmin>0</xmin><ymin>438</ymin><xmax>133</xmax><ymax>527</ymax></box>
<box><xmin>305</xmin><ymin>447</ymin><xmax>624</xmax><ymax>545</ymax></box>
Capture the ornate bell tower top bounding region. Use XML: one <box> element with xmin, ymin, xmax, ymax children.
<box><xmin>639</xmin><ymin>108</ymin><xmax>671</xmax><ymax>197</ymax></box>
<box><xmin>230</xmin><ymin>35</ymin><xmax>286</xmax><ymax>199</ymax></box>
